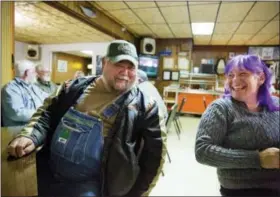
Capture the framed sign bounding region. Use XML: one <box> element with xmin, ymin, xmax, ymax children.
<box><xmin>178</xmin><ymin>57</ymin><xmax>189</xmax><ymax>70</ymax></box>
<box><xmin>163</xmin><ymin>71</ymin><xmax>171</xmax><ymax>81</ymax></box>
<box><xmin>248</xmin><ymin>46</ymin><xmax>279</xmax><ymax>60</ymax></box>
<box><xmin>262</xmin><ymin>47</ymin><xmax>274</xmax><ymax>60</ymax></box>
<box><xmin>57</xmin><ymin>60</ymin><xmax>68</xmax><ymax>72</ymax></box>
<box><xmin>163</xmin><ymin>57</ymin><xmax>174</xmax><ymax>69</ymax></box>
<box><xmin>171</xmin><ymin>71</ymin><xmax>180</xmax><ymax>81</ymax></box>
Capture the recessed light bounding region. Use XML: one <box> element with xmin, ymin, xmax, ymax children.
<box><xmin>191</xmin><ymin>22</ymin><xmax>214</xmax><ymax>35</ymax></box>
<box><xmin>81</xmin><ymin>51</ymin><xmax>93</xmax><ymax>55</ymax></box>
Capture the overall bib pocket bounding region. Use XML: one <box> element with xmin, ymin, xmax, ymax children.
<box><xmin>51</xmin><ymin>115</ymin><xmax>96</xmax><ymax>164</ymax></box>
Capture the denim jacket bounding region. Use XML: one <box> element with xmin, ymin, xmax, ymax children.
<box><xmin>1</xmin><ymin>78</ymin><xmax>49</xmax><ymax>126</ymax></box>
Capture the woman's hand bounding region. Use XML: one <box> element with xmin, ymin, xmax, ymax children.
<box><xmin>259</xmin><ymin>147</ymin><xmax>279</xmax><ymax>169</ymax></box>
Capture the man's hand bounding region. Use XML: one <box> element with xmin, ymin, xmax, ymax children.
<box><xmin>7</xmin><ymin>137</ymin><xmax>35</xmax><ymax>158</ymax></box>
<box><xmin>259</xmin><ymin>147</ymin><xmax>280</xmax><ymax>169</ymax></box>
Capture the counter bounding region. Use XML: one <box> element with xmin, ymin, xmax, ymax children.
<box><xmin>1</xmin><ymin>127</ymin><xmax>38</xmax><ymax>196</ymax></box>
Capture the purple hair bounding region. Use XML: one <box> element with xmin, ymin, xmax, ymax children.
<box><xmin>223</xmin><ymin>54</ymin><xmax>279</xmax><ymax>112</ymax></box>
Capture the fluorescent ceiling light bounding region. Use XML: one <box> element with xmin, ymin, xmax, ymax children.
<box><xmin>87</xmin><ymin>64</ymin><xmax>93</xmax><ymax>69</ymax></box>
<box><xmin>191</xmin><ymin>22</ymin><xmax>214</xmax><ymax>35</ymax></box>
<box><xmin>15</xmin><ymin>12</ymin><xmax>24</xmax><ymax>22</ymax></box>
<box><xmin>15</xmin><ymin>11</ymin><xmax>33</xmax><ymax>27</ymax></box>
<box><xmin>81</xmin><ymin>50</ymin><xmax>93</xmax><ymax>55</ymax></box>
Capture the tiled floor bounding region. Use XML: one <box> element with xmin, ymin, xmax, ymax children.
<box><xmin>149</xmin><ymin>116</ymin><xmax>221</xmax><ymax>196</ymax></box>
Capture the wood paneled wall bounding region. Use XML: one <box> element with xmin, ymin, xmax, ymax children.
<box><xmin>154</xmin><ymin>39</ymin><xmax>193</xmax><ymax>96</ymax></box>
<box><xmin>1</xmin><ymin>2</ymin><xmax>14</xmax><ymax>86</ymax></box>
<box><xmin>192</xmin><ymin>45</ymin><xmax>248</xmax><ymax>67</ymax></box>
<box><xmin>153</xmin><ymin>39</ymin><xmax>249</xmax><ymax>96</ymax></box>
<box><xmin>52</xmin><ymin>52</ymin><xmax>89</xmax><ymax>84</ymax></box>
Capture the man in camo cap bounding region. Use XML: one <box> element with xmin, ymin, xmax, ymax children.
<box><xmin>8</xmin><ymin>40</ymin><xmax>167</xmax><ymax>197</ymax></box>
<box><xmin>102</xmin><ymin>40</ymin><xmax>139</xmax><ymax>92</ymax></box>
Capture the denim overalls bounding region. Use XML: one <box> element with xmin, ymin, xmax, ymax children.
<box><xmin>49</xmin><ymin>92</ymin><xmax>125</xmax><ymax>196</ymax></box>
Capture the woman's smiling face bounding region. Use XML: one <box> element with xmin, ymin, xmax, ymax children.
<box><xmin>226</xmin><ymin>66</ymin><xmax>264</xmax><ymax>102</ymax></box>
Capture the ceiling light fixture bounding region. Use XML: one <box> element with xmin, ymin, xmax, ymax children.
<box><xmin>81</xmin><ymin>50</ymin><xmax>93</xmax><ymax>55</ymax></box>
<box><xmin>87</xmin><ymin>64</ymin><xmax>93</xmax><ymax>69</ymax></box>
<box><xmin>191</xmin><ymin>22</ymin><xmax>214</xmax><ymax>35</ymax></box>
<box><xmin>15</xmin><ymin>11</ymin><xmax>33</xmax><ymax>27</ymax></box>
<box><xmin>15</xmin><ymin>11</ymin><xmax>24</xmax><ymax>23</ymax></box>
<box><xmin>80</xmin><ymin>5</ymin><xmax>97</xmax><ymax>18</ymax></box>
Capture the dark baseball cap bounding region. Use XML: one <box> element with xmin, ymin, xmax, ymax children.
<box><xmin>105</xmin><ymin>40</ymin><xmax>138</xmax><ymax>67</ymax></box>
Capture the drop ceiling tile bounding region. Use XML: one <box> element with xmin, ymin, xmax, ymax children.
<box><xmin>134</xmin><ymin>8</ymin><xmax>165</xmax><ymax>24</ymax></box>
<box><xmin>126</xmin><ymin>2</ymin><xmax>156</xmax><ymax>9</ymax></box>
<box><xmin>236</xmin><ymin>21</ymin><xmax>267</xmax><ymax>34</ymax></box>
<box><xmin>129</xmin><ymin>24</ymin><xmax>153</xmax><ymax>35</ymax></box>
<box><xmin>245</xmin><ymin>2</ymin><xmax>279</xmax><ymax>21</ymax></box>
<box><xmin>228</xmin><ymin>34</ymin><xmax>252</xmax><ymax>45</ymax></box>
<box><xmin>160</xmin><ymin>6</ymin><xmax>189</xmax><ymax>24</ymax></box>
<box><xmin>194</xmin><ymin>35</ymin><xmax>212</xmax><ymax>45</ymax></box>
<box><xmin>258</xmin><ymin>21</ymin><xmax>279</xmax><ymax>35</ymax></box>
<box><xmin>148</xmin><ymin>24</ymin><xmax>173</xmax><ymax>38</ymax></box>
<box><xmin>95</xmin><ymin>2</ymin><xmax>128</xmax><ymax>10</ymax></box>
<box><xmin>227</xmin><ymin>41</ymin><xmax>245</xmax><ymax>45</ymax></box>
<box><xmin>210</xmin><ymin>40</ymin><xmax>228</xmax><ymax>45</ymax></box>
<box><xmin>190</xmin><ymin>3</ymin><xmax>219</xmax><ymax>22</ymax></box>
<box><xmin>210</xmin><ymin>34</ymin><xmax>232</xmax><ymax>45</ymax></box>
<box><xmin>217</xmin><ymin>2</ymin><xmax>254</xmax><ymax>22</ymax></box>
<box><xmin>214</xmin><ymin>22</ymin><xmax>240</xmax><ymax>34</ymax></box>
<box><xmin>158</xmin><ymin>33</ymin><xmax>174</xmax><ymax>38</ymax></box>
<box><xmin>108</xmin><ymin>9</ymin><xmax>142</xmax><ymax>25</ymax></box>
<box><xmin>169</xmin><ymin>24</ymin><xmax>192</xmax><ymax>38</ymax></box>
<box><xmin>188</xmin><ymin>2</ymin><xmax>218</xmax><ymax>5</ymax></box>
<box><xmin>247</xmin><ymin>34</ymin><xmax>277</xmax><ymax>45</ymax></box>
<box><xmin>273</xmin><ymin>14</ymin><xmax>279</xmax><ymax>21</ymax></box>
<box><xmin>264</xmin><ymin>35</ymin><xmax>279</xmax><ymax>45</ymax></box>
<box><xmin>157</xmin><ymin>2</ymin><xmax>187</xmax><ymax>7</ymax></box>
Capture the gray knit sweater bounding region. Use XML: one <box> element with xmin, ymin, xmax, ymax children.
<box><xmin>195</xmin><ymin>96</ymin><xmax>280</xmax><ymax>190</ymax></box>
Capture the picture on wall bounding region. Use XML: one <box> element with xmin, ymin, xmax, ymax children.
<box><xmin>171</xmin><ymin>71</ymin><xmax>180</xmax><ymax>81</ymax></box>
<box><xmin>163</xmin><ymin>71</ymin><xmax>171</xmax><ymax>81</ymax></box>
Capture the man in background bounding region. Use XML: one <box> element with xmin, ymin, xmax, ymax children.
<box><xmin>137</xmin><ymin>69</ymin><xmax>168</xmax><ymax>122</ymax></box>
<box><xmin>1</xmin><ymin>60</ymin><xmax>48</xmax><ymax>126</ymax></box>
<box><xmin>74</xmin><ymin>70</ymin><xmax>85</xmax><ymax>79</ymax></box>
<box><xmin>35</xmin><ymin>64</ymin><xmax>57</xmax><ymax>96</ymax></box>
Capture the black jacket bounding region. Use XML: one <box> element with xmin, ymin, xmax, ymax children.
<box><xmin>19</xmin><ymin>76</ymin><xmax>167</xmax><ymax>196</ymax></box>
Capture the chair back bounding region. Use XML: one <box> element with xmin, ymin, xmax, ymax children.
<box><xmin>166</xmin><ymin>103</ymin><xmax>178</xmax><ymax>130</ymax></box>
<box><xmin>178</xmin><ymin>98</ymin><xmax>186</xmax><ymax>115</ymax></box>
<box><xmin>203</xmin><ymin>96</ymin><xmax>207</xmax><ymax>109</ymax></box>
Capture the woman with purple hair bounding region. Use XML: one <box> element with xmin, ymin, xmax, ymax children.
<box><xmin>195</xmin><ymin>55</ymin><xmax>279</xmax><ymax>196</ymax></box>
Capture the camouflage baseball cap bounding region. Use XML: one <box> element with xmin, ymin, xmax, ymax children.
<box><xmin>105</xmin><ymin>40</ymin><xmax>138</xmax><ymax>67</ymax></box>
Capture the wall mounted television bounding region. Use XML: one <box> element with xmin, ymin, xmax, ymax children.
<box><xmin>139</xmin><ymin>54</ymin><xmax>159</xmax><ymax>78</ymax></box>
<box><xmin>199</xmin><ymin>63</ymin><xmax>215</xmax><ymax>74</ymax></box>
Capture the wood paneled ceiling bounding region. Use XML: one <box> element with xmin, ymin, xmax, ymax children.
<box><xmin>14</xmin><ymin>2</ymin><xmax>115</xmax><ymax>44</ymax></box>
<box><xmin>15</xmin><ymin>1</ymin><xmax>279</xmax><ymax>46</ymax></box>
